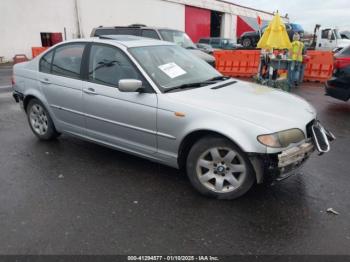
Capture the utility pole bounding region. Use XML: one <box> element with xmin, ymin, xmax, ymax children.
<box><xmin>74</xmin><ymin>0</ymin><xmax>83</xmax><ymax>38</ymax></box>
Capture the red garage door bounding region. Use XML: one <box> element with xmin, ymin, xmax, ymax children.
<box><xmin>185</xmin><ymin>5</ymin><xmax>211</xmax><ymax>43</ymax></box>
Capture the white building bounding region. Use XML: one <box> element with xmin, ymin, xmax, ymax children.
<box><xmin>0</xmin><ymin>0</ymin><xmax>288</xmax><ymax>61</ymax></box>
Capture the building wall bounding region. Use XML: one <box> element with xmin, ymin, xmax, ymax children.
<box><xmin>77</xmin><ymin>0</ymin><xmax>185</xmax><ymax>38</ymax></box>
<box><xmin>0</xmin><ymin>0</ymin><xmax>78</xmax><ymax>61</ymax></box>
<box><xmin>0</xmin><ymin>0</ymin><xmax>184</xmax><ymax>61</ymax></box>
<box><xmin>184</xmin><ymin>5</ymin><xmax>211</xmax><ymax>42</ymax></box>
<box><xmin>0</xmin><ymin>0</ymin><xmax>286</xmax><ymax>61</ymax></box>
<box><xmin>164</xmin><ymin>0</ymin><xmax>288</xmax><ymax>40</ymax></box>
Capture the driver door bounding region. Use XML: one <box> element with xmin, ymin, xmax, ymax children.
<box><xmin>82</xmin><ymin>43</ymin><xmax>158</xmax><ymax>155</ymax></box>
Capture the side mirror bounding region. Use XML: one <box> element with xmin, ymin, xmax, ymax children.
<box><xmin>118</xmin><ymin>79</ymin><xmax>143</xmax><ymax>92</ymax></box>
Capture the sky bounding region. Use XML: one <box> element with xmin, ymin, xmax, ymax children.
<box><xmin>227</xmin><ymin>0</ymin><xmax>350</xmax><ymax>32</ymax></box>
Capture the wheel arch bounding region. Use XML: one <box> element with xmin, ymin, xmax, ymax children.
<box><xmin>23</xmin><ymin>89</ymin><xmax>50</xmax><ymax>113</ymax></box>
<box><xmin>22</xmin><ymin>90</ymin><xmax>60</xmax><ymax>131</ymax></box>
<box><xmin>177</xmin><ymin>129</ymin><xmax>246</xmax><ymax>171</ymax></box>
<box><xmin>23</xmin><ymin>94</ymin><xmax>38</xmax><ymax>112</ymax></box>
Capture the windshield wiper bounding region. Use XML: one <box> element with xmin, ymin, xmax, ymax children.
<box><xmin>205</xmin><ymin>76</ymin><xmax>230</xmax><ymax>82</ymax></box>
<box><xmin>164</xmin><ymin>76</ymin><xmax>231</xmax><ymax>93</ymax></box>
<box><xmin>164</xmin><ymin>82</ymin><xmax>209</xmax><ymax>93</ymax></box>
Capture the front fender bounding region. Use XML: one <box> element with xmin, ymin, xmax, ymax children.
<box><xmin>179</xmin><ymin>115</ymin><xmax>268</xmax><ymax>154</ymax></box>
<box><xmin>156</xmin><ymin>106</ymin><xmax>269</xmax><ymax>168</ymax></box>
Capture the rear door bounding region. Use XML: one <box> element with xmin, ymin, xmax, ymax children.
<box><xmin>82</xmin><ymin>43</ymin><xmax>158</xmax><ymax>154</ymax></box>
<box><xmin>39</xmin><ymin>42</ymin><xmax>87</xmax><ymax>134</ymax></box>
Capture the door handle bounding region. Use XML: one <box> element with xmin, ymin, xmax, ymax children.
<box><xmin>83</xmin><ymin>88</ymin><xmax>98</xmax><ymax>95</ymax></box>
<box><xmin>40</xmin><ymin>78</ymin><xmax>51</xmax><ymax>84</ymax></box>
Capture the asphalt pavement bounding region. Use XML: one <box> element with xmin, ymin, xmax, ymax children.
<box><xmin>0</xmin><ymin>67</ymin><xmax>350</xmax><ymax>255</ymax></box>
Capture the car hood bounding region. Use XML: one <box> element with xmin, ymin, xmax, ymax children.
<box><xmin>188</xmin><ymin>49</ymin><xmax>216</xmax><ymax>62</ymax></box>
<box><xmin>165</xmin><ymin>80</ymin><xmax>316</xmax><ymax>132</ymax></box>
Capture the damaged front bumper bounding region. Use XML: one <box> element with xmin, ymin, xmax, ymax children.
<box><xmin>251</xmin><ymin>141</ymin><xmax>315</xmax><ymax>183</ymax></box>
<box><xmin>250</xmin><ymin>121</ymin><xmax>335</xmax><ymax>183</ymax></box>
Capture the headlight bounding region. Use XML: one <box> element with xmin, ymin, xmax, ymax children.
<box><xmin>257</xmin><ymin>129</ymin><xmax>305</xmax><ymax>148</ymax></box>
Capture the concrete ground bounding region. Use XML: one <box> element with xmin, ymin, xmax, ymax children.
<box><xmin>0</xmin><ymin>67</ymin><xmax>350</xmax><ymax>255</ymax></box>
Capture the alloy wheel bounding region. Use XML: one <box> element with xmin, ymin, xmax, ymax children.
<box><xmin>29</xmin><ymin>104</ymin><xmax>48</xmax><ymax>136</ymax></box>
<box><xmin>196</xmin><ymin>147</ymin><xmax>247</xmax><ymax>193</ymax></box>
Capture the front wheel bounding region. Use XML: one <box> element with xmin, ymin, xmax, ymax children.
<box><xmin>186</xmin><ymin>137</ymin><xmax>255</xmax><ymax>199</ymax></box>
<box><xmin>27</xmin><ymin>98</ymin><xmax>60</xmax><ymax>140</ymax></box>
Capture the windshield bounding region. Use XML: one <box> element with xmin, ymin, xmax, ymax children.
<box><xmin>129</xmin><ymin>45</ymin><xmax>221</xmax><ymax>92</ymax></box>
<box><xmin>159</xmin><ymin>29</ymin><xmax>196</xmax><ymax>49</ymax></box>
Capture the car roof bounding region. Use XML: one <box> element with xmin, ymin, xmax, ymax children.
<box><xmin>93</xmin><ymin>26</ymin><xmax>182</xmax><ymax>32</ymax></box>
<box><xmin>65</xmin><ymin>35</ymin><xmax>175</xmax><ymax>48</ymax></box>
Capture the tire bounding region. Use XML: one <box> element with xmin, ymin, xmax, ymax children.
<box><xmin>27</xmin><ymin>98</ymin><xmax>60</xmax><ymax>140</ymax></box>
<box><xmin>186</xmin><ymin>136</ymin><xmax>255</xmax><ymax>200</ymax></box>
<box><xmin>242</xmin><ymin>38</ymin><xmax>252</xmax><ymax>48</ymax></box>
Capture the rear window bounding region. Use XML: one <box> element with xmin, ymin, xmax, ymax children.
<box><xmin>51</xmin><ymin>43</ymin><xmax>85</xmax><ymax>79</ymax></box>
<box><xmin>39</xmin><ymin>50</ymin><xmax>54</xmax><ymax>73</ymax></box>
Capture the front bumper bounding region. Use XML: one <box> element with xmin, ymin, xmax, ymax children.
<box><xmin>260</xmin><ymin>141</ymin><xmax>315</xmax><ymax>182</ymax></box>
<box><xmin>251</xmin><ymin>121</ymin><xmax>335</xmax><ymax>183</ymax></box>
<box><xmin>278</xmin><ymin>142</ymin><xmax>314</xmax><ymax>169</ymax></box>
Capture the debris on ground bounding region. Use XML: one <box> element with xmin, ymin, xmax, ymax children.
<box><xmin>326</xmin><ymin>208</ymin><xmax>339</xmax><ymax>215</ymax></box>
<box><xmin>58</xmin><ymin>174</ymin><xmax>64</xmax><ymax>179</ymax></box>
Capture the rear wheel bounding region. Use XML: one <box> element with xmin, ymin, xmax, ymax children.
<box><xmin>27</xmin><ymin>99</ymin><xmax>60</xmax><ymax>140</ymax></box>
<box><xmin>186</xmin><ymin>136</ymin><xmax>255</xmax><ymax>200</ymax></box>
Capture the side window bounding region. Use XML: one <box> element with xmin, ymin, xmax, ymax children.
<box><xmin>51</xmin><ymin>43</ymin><xmax>85</xmax><ymax>79</ymax></box>
<box><xmin>39</xmin><ymin>50</ymin><xmax>54</xmax><ymax>73</ymax></box>
<box><xmin>142</xmin><ymin>30</ymin><xmax>160</xmax><ymax>39</ymax></box>
<box><xmin>199</xmin><ymin>39</ymin><xmax>210</xmax><ymax>44</ymax></box>
<box><xmin>321</xmin><ymin>29</ymin><xmax>330</xmax><ymax>39</ymax></box>
<box><xmin>210</xmin><ymin>39</ymin><xmax>220</xmax><ymax>48</ymax></box>
<box><xmin>88</xmin><ymin>44</ymin><xmax>143</xmax><ymax>87</ymax></box>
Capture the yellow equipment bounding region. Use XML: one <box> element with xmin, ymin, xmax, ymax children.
<box><xmin>257</xmin><ymin>12</ymin><xmax>292</xmax><ymax>50</ymax></box>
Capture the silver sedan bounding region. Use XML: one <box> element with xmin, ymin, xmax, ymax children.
<box><xmin>12</xmin><ymin>35</ymin><xmax>334</xmax><ymax>199</ymax></box>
